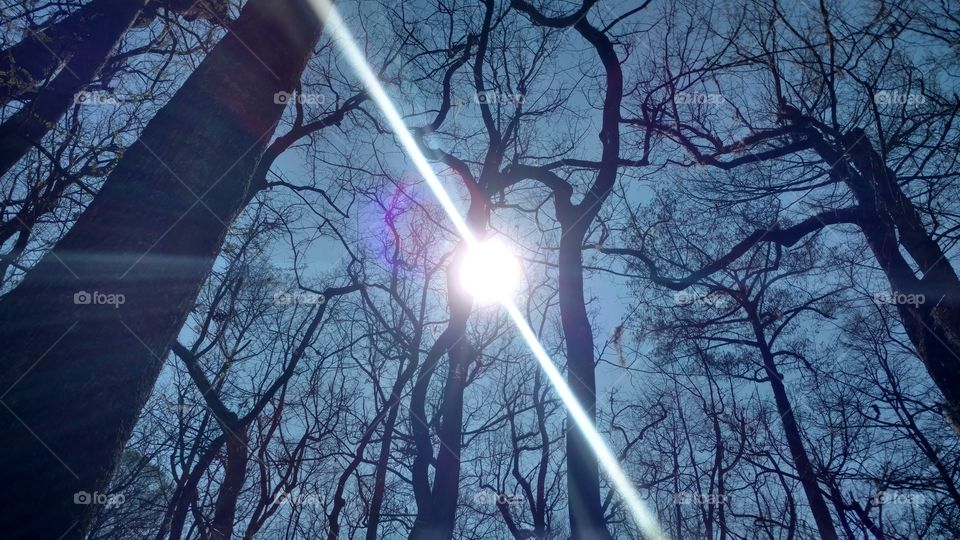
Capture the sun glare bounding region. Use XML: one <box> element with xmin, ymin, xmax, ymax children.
<box><xmin>312</xmin><ymin>1</ymin><xmax>669</xmax><ymax>537</ymax></box>
<box><xmin>459</xmin><ymin>238</ymin><xmax>521</xmax><ymax>304</ymax></box>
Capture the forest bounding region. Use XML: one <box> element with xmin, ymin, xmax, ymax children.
<box><xmin>0</xmin><ymin>0</ymin><xmax>958</xmax><ymax>539</ymax></box>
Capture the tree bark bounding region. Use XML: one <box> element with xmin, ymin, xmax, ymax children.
<box><xmin>0</xmin><ymin>0</ymin><xmax>227</xmax><ymax>107</ymax></box>
<box><xmin>808</xmin><ymin>129</ymin><xmax>960</xmax><ymax>432</ymax></box>
<box><xmin>425</xmin><ymin>340</ymin><xmax>473</xmax><ymax>536</ymax></box>
<box><xmin>408</xmin><ymin>189</ymin><xmax>487</xmax><ymax>539</ymax></box>
<box><xmin>0</xmin><ymin>1</ymin><xmax>324</xmax><ymax>537</ymax></box>
<box><xmin>365</xmin><ymin>401</ymin><xmax>402</xmax><ymax>540</ymax></box>
<box><xmin>0</xmin><ymin>0</ymin><xmax>116</xmax><ymax>107</ymax></box>
<box><xmin>408</xmin><ymin>259</ymin><xmax>475</xmax><ymax>540</ymax></box>
<box><xmin>209</xmin><ymin>424</ymin><xmax>249</xmax><ymax>540</ymax></box>
<box><xmin>408</xmin><ymin>332</ymin><xmax>447</xmax><ymax>537</ymax></box>
<box><xmin>506</xmin><ymin>5</ymin><xmax>625</xmax><ymax>536</ymax></box>
<box><xmin>746</xmin><ymin>304</ymin><xmax>838</xmax><ymax>540</ymax></box>
<box><xmin>558</xmin><ymin>227</ymin><xmax>613</xmax><ymax>540</ymax></box>
<box><xmin>0</xmin><ymin>0</ymin><xmax>150</xmax><ymax>178</ymax></box>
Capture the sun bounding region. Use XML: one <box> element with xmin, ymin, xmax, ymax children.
<box><xmin>459</xmin><ymin>238</ymin><xmax>522</xmax><ymax>304</ymax></box>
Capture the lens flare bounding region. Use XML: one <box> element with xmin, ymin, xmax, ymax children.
<box><xmin>307</xmin><ymin>1</ymin><xmax>668</xmax><ymax>538</ymax></box>
<box><xmin>459</xmin><ymin>238</ymin><xmax>522</xmax><ymax>304</ymax></box>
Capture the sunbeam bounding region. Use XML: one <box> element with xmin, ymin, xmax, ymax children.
<box><xmin>306</xmin><ymin>1</ymin><xmax>668</xmax><ymax>538</ymax></box>
<box><xmin>459</xmin><ymin>237</ymin><xmax>522</xmax><ymax>305</ymax></box>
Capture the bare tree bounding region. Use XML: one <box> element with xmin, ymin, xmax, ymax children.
<box><xmin>0</xmin><ymin>1</ymin><xmax>326</xmax><ymax>535</ymax></box>
<box><xmin>607</xmin><ymin>0</ymin><xmax>960</xmax><ymax>433</ymax></box>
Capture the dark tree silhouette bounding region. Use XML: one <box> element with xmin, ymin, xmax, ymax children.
<box><xmin>0</xmin><ymin>1</ymin><xmax>325</xmax><ymax>536</ymax></box>
<box><xmin>0</xmin><ymin>1</ymin><xmax>958</xmax><ymax>538</ymax></box>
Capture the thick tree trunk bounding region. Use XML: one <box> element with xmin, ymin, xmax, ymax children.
<box><xmin>408</xmin><ymin>285</ymin><xmax>473</xmax><ymax>540</ymax></box>
<box><xmin>0</xmin><ymin>1</ymin><xmax>323</xmax><ymax>537</ymax></box>
<box><xmin>427</xmin><ymin>340</ymin><xmax>473</xmax><ymax>535</ymax></box>
<box><xmin>210</xmin><ymin>424</ymin><xmax>250</xmax><ymax>540</ymax></box>
<box><xmin>0</xmin><ymin>0</ymin><xmax>227</xmax><ymax>107</ymax></box>
<box><xmin>558</xmin><ymin>229</ymin><xmax>613</xmax><ymax>540</ymax></box>
<box><xmin>409</xmin><ymin>197</ymin><xmax>486</xmax><ymax>538</ymax></box>
<box><xmin>809</xmin><ymin>129</ymin><xmax>960</xmax><ymax>433</ymax></box>
<box><xmin>746</xmin><ymin>306</ymin><xmax>838</xmax><ymax>540</ymax></box>
<box><xmin>844</xmin><ymin>132</ymin><xmax>960</xmax><ymax>432</ymax></box>
<box><xmin>408</xmin><ymin>335</ymin><xmax>447</xmax><ymax>536</ymax></box>
<box><xmin>0</xmin><ymin>0</ymin><xmax>113</xmax><ymax>106</ymax></box>
<box><xmin>0</xmin><ymin>0</ymin><xmax>150</xmax><ymax>178</ymax></box>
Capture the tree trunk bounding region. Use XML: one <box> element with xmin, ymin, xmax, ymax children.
<box><xmin>746</xmin><ymin>305</ymin><xmax>838</xmax><ymax>540</ymax></box>
<box><xmin>365</xmin><ymin>400</ymin><xmax>402</xmax><ymax>540</ymax></box>
<box><xmin>426</xmin><ymin>340</ymin><xmax>473</xmax><ymax>536</ymax></box>
<box><xmin>166</xmin><ymin>435</ymin><xmax>227</xmax><ymax>540</ymax></box>
<box><xmin>210</xmin><ymin>424</ymin><xmax>250</xmax><ymax>540</ymax></box>
<box><xmin>408</xmin><ymin>286</ymin><xmax>473</xmax><ymax>540</ymax></box>
<box><xmin>0</xmin><ymin>0</ymin><xmax>150</xmax><ymax>178</ymax></box>
<box><xmin>408</xmin><ymin>335</ymin><xmax>446</xmax><ymax>536</ymax></box>
<box><xmin>0</xmin><ymin>0</ymin><xmax>114</xmax><ymax>106</ymax></box>
<box><xmin>558</xmin><ymin>227</ymin><xmax>613</xmax><ymax>540</ymax></box>
<box><xmin>0</xmin><ymin>1</ymin><xmax>323</xmax><ymax>537</ymax></box>
<box><xmin>408</xmin><ymin>188</ymin><xmax>486</xmax><ymax>539</ymax></box>
<box><xmin>809</xmin><ymin>129</ymin><xmax>960</xmax><ymax>433</ymax></box>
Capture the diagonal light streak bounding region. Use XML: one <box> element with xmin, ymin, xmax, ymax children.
<box><xmin>307</xmin><ymin>1</ymin><xmax>667</xmax><ymax>538</ymax></box>
<box><xmin>501</xmin><ymin>303</ymin><xmax>666</xmax><ymax>539</ymax></box>
<box><xmin>307</xmin><ymin>0</ymin><xmax>474</xmax><ymax>244</ymax></box>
